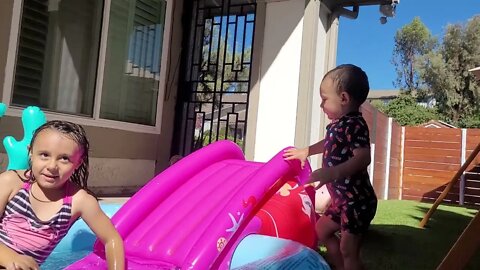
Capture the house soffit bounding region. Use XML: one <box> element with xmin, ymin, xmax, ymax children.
<box><xmin>322</xmin><ymin>0</ymin><xmax>394</xmax><ymax>11</ymax></box>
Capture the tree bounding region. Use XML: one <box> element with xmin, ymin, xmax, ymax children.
<box><xmin>418</xmin><ymin>15</ymin><xmax>480</xmax><ymax>126</ymax></box>
<box><xmin>458</xmin><ymin>114</ymin><xmax>480</xmax><ymax>128</ymax></box>
<box><xmin>369</xmin><ymin>99</ymin><xmax>386</xmax><ymax>112</ymax></box>
<box><xmin>392</xmin><ymin>17</ymin><xmax>437</xmax><ymax>93</ymax></box>
<box><xmin>197</xmin><ymin>17</ymin><xmax>252</xmax><ymax>104</ymax></box>
<box><xmin>193</xmin><ymin>15</ymin><xmax>253</xmax><ymax>148</ymax></box>
<box><xmin>371</xmin><ymin>94</ymin><xmax>438</xmax><ymax>126</ymax></box>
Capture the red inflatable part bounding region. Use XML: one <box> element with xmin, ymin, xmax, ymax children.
<box><xmin>256</xmin><ymin>181</ymin><xmax>318</xmax><ymax>248</ymax></box>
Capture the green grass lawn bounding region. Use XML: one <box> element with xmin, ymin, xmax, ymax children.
<box><xmin>359</xmin><ymin>200</ymin><xmax>480</xmax><ymax>270</ymax></box>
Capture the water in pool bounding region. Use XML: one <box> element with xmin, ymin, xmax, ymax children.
<box><xmin>41</xmin><ymin>203</ymin><xmax>122</xmax><ymax>269</ymax></box>
<box><xmin>42</xmin><ymin>250</ymin><xmax>91</xmax><ymax>270</ymax></box>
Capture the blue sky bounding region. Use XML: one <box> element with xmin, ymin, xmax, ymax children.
<box><xmin>336</xmin><ymin>0</ymin><xmax>480</xmax><ymax>90</ymax></box>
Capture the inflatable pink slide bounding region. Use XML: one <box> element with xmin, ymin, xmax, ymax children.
<box><xmin>66</xmin><ymin>140</ymin><xmax>312</xmax><ymax>269</ymax></box>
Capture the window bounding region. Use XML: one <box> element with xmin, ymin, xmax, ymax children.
<box><xmin>7</xmin><ymin>0</ymin><xmax>169</xmax><ymax>130</ymax></box>
<box><xmin>101</xmin><ymin>0</ymin><xmax>166</xmax><ymax>125</ymax></box>
<box><xmin>12</xmin><ymin>0</ymin><xmax>101</xmax><ymax>116</ymax></box>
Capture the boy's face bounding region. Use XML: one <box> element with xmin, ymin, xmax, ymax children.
<box><xmin>320</xmin><ymin>77</ymin><xmax>348</xmax><ymax>120</ymax></box>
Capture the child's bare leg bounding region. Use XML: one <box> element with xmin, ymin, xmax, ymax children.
<box><xmin>316</xmin><ymin>215</ymin><xmax>344</xmax><ymax>270</ymax></box>
<box><xmin>340</xmin><ymin>230</ymin><xmax>363</xmax><ymax>270</ymax></box>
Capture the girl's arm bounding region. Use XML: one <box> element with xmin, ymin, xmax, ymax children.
<box><xmin>0</xmin><ymin>171</ymin><xmax>21</xmax><ymax>214</ymax></box>
<box><xmin>309</xmin><ymin>147</ymin><xmax>371</xmax><ymax>185</ymax></box>
<box><xmin>283</xmin><ymin>139</ymin><xmax>325</xmax><ymax>168</ymax></box>
<box><xmin>0</xmin><ymin>171</ymin><xmax>39</xmax><ymax>269</ymax></box>
<box><xmin>74</xmin><ymin>190</ymin><xmax>125</xmax><ymax>270</ymax></box>
<box><xmin>0</xmin><ymin>244</ymin><xmax>39</xmax><ymax>270</ymax></box>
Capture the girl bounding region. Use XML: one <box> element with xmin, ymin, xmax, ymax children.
<box><xmin>284</xmin><ymin>64</ymin><xmax>377</xmax><ymax>270</ymax></box>
<box><xmin>0</xmin><ymin>120</ymin><xmax>124</xmax><ymax>270</ymax></box>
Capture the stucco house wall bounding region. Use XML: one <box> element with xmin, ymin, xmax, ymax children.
<box><xmin>0</xmin><ymin>0</ymin><xmax>370</xmax><ymax>195</ymax></box>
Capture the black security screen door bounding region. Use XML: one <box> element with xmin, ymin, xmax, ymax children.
<box><xmin>173</xmin><ymin>0</ymin><xmax>256</xmax><ymax>156</ymax></box>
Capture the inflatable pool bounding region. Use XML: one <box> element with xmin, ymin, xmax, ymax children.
<box><xmin>66</xmin><ymin>140</ymin><xmax>330</xmax><ymax>269</ymax></box>
<box><xmin>231</xmin><ymin>234</ymin><xmax>330</xmax><ymax>270</ymax></box>
<box><xmin>42</xmin><ymin>203</ymin><xmax>122</xmax><ymax>270</ymax></box>
<box><xmin>45</xmin><ymin>204</ymin><xmax>329</xmax><ymax>270</ymax></box>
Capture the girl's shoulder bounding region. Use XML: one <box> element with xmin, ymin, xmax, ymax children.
<box><xmin>0</xmin><ymin>170</ymin><xmax>27</xmax><ymax>201</ymax></box>
<box><xmin>69</xmin><ymin>182</ymin><xmax>97</xmax><ymax>203</ymax></box>
<box><xmin>69</xmin><ymin>183</ymin><xmax>93</xmax><ymax>201</ymax></box>
<box><xmin>0</xmin><ymin>170</ymin><xmax>27</xmax><ymax>188</ymax></box>
<box><xmin>69</xmin><ymin>184</ymin><xmax>100</xmax><ymax>220</ymax></box>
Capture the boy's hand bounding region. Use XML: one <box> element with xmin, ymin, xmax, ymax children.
<box><xmin>283</xmin><ymin>147</ymin><xmax>308</xmax><ymax>169</ymax></box>
<box><xmin>309</xmin><ymin>167</ymin><xmax>335</xmax><ymax>187</ymax></box>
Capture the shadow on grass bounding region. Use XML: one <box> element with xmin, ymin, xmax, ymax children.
<box><xmin>362</xmin><ymin>204</ymin><xmax>480</xmax><ymax>270</ymax></box>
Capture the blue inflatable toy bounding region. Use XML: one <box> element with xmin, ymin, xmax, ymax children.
<box><xmin>0</xmin><ymin>103</ymin><xmax>6</xmax><ymax>117</ymax></box>
<box><xmin>3</xmin><ymin>106</ymin><xmax>46</xmax><ymax>170</ymax></box>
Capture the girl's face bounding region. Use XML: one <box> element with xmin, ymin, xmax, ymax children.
<box><xmin>30</xmin><ymin>129</ymin><xmax>83</xmax><ymax>190</ymax></box>
<box><xmin>320</xmin><ymin>77</ymin><xmax>349</xmax><ymax>120</ymax></box>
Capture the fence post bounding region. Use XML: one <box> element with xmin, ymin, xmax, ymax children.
<box><xmin>370</xmin><ymin>144</ymin><xmax>375</xmax><ymax>184</ymax></box>
<box><xmin>399</xmin><ymin>126</ymin><xmax>405</xmax><ymax>200</ymax></box>
<box><xmin>369</xmin><ymin>108</ymin><xmax>377</xmax><ymax>185</ymax></box>
<box><xmin>460</xmin><ymin>128</ymin><xmax>467</xmax><ymax>205</ymax></box>
<box><xmin>383</xmin><ymin>117</ymin><xmax>393</xmax><ymax>200</ymax></box>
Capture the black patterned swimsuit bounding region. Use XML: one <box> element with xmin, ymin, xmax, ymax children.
<box><xmin>322</xmin><ymin>111</ymin><xmax>377</xmax><ymax>234</ymax></box>
<box><xmin>0</xmin><ymin>171</ymin><xmax>74</xmax><ymax>265</ymax></box>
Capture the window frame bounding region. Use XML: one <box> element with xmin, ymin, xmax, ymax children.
<box><xmin>2</xmin><ymin>0</ymin><xmax>173</xmax><ymax>134</ymax></box>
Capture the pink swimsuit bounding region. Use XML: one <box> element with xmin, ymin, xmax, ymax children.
<box><xmin>0</xmin><ymin>181</ymin><xmax>73</xmax><ymax>265</ymax></box>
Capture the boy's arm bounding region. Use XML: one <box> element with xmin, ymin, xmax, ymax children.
<box><xmin>309</xmin><ymin>147</ymin><xmax>371</xmax><ymax>185</ymax></box>
<box><xmin>75</xmin><ymin>191</ymin><xmax>125</xmax><ymax>270</ymax></box>
<box><xmin>307</xmin><ymin>139</ymin><xmax>325</xmax><ymax>156</ymax></box>
<box><xmin>283</xmin><ymin>139</ymin><xmax>325</xmax><ymax>168</ymax></box>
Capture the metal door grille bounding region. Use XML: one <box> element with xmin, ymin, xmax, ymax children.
<box><xmin>174</xmin><ymin>0</ymin><xmax>256</xmax><ymax>156</ymax></box>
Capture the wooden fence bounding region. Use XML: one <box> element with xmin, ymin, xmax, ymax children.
<box><xmin>465</xmin><ymin>130</ymin><xmax>480</xmax><ymax>205</ymax></box>
<box><xmin>361</xmin><ymin>103</ymin><xmax>402</xmax><ymax>200</ymax></box>
<box><xmin>361</xmin><ymin>103</ymin><xmax>480</xmax><ymax>206</ymax></box>
<box><xmin>402</xmin><ymin>127</ymin><xmax>462</xmax><ymax>203</ymax></box>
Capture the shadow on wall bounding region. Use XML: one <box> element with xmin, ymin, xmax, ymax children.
<box><xmin>418</xmin><ymin>163</ymin><xmax>480</xmax><ymax>207</ymax></box>
<box><xmin>421</xmin><ymin>184</ymin><xmax>459</xmax><ymax>205</ymax></box>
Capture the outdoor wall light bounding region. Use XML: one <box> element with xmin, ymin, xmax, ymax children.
<box><xmin>379</xmin><ymin>0</ymin><xmax>399</xmax><ymax>24</ymax></box>
<box><xmin>380</xmin><ymin>16</ymin><xmax>387</xmax><ymax>24</ymax></box>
